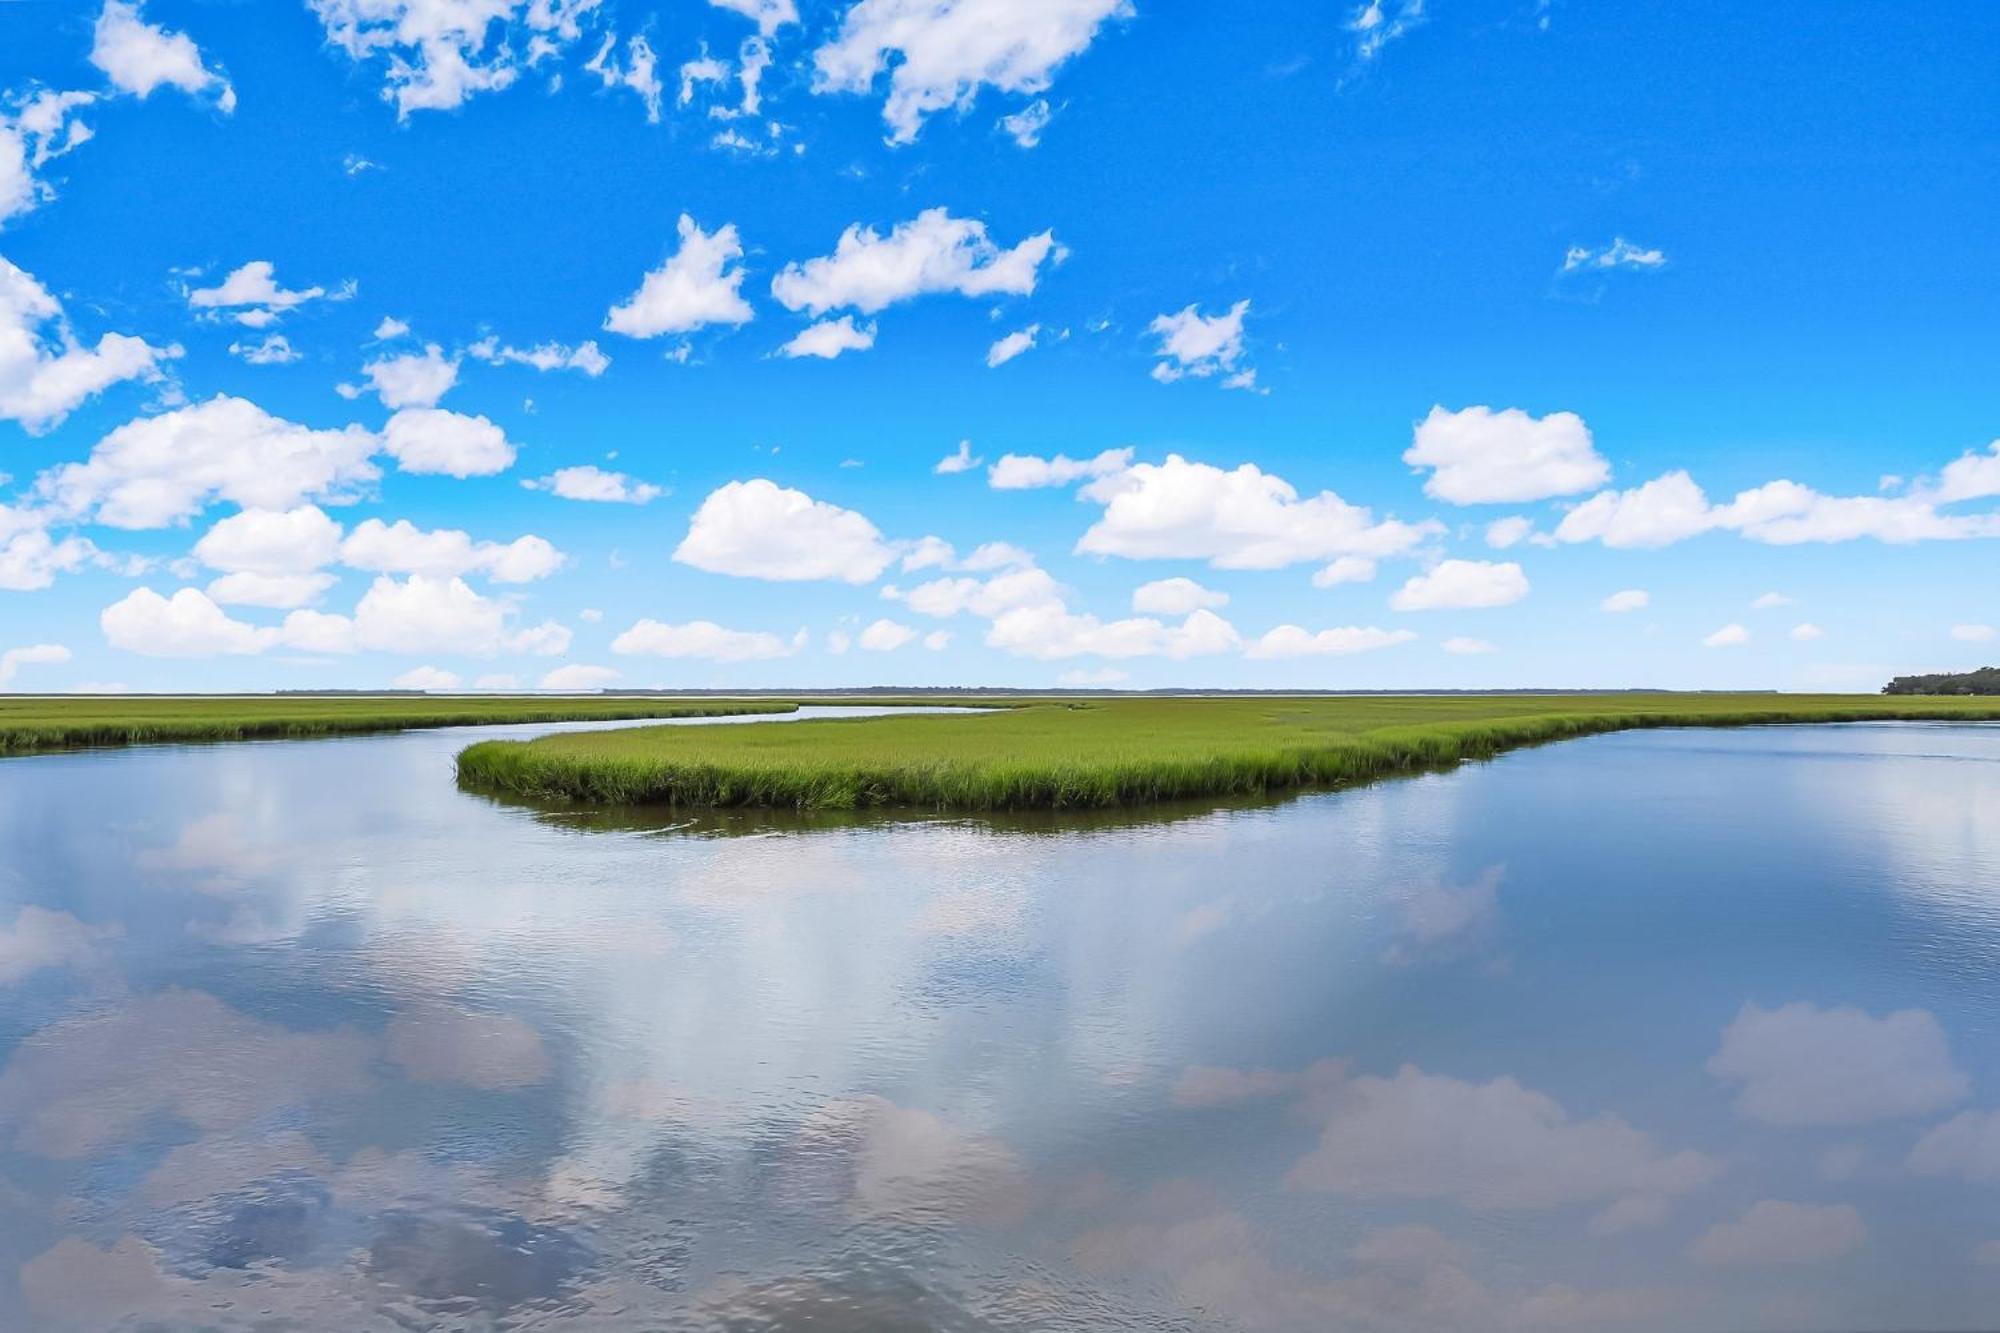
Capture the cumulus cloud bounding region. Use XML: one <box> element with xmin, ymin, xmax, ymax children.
<box><xmin>1075</xmin><ymin>454</ymin><xmax>1437</xmax><ymax>569</ymax></box>
<box><xmin>101</xmin><ymin>586</ymin><xmax>277</xmax><ymax>656</ymax></box>
<box><xmin>185</xmin><ymin>261</ymin><xmax>328</xmax><ymax>326</ymax></box>
<box><xmin>0</xmin><ymin>527</ymin><xmax>97</xmax><ymax>591</ymax></box>
<box><xmin>340</xmin><ymin>517</ymin><xmax>563</xmax><ymax>583</ymax></box>
<box><xmin>1247</xmin><ymin>625</ymin><xmax>1418</xmax><ymax>659</ymax></box>
<box><xmin>1688</xmin><ymin>1201</ymin><xmax>1864</xmax><ymax>1267</ymax></box>
<box><xmin>1908</xmin><ymin>1109</ymin><xmax>2000</xmax><ymax>1183</ymax></box>
<box><xmin>1311</xmin><ymin>555</ymin><xmax>1377</xmax><ymax>587</ymax></box>
<box><xmin>359</xmin><ymin>344</ymin><xmax>457</xmax><ymax>408</ymax></box>
<box><xmin>711</xmin><ymin>0</ymin><xmax>797</xmax><ymax>36</ymax></box>
<box><xmin>1562</xmin><ymin>238</ymin><xmax>1667</xmax><ymax>273</ymax></box>
<box><xmin>1389</xmin><ymin>560</ymin><xmax>1529</xmax><ymax>611</ymax></box>
<box><xmin>0</xmin><ymin>642</ymin><xmax>71</xmax><ymax>688</ymax></box>
<box><xmin>1403</xmin><ymin>405</ymin><xmax>1608</xmax><ymax>504</ymax></box>
<box><xmin>391</xmin><ymin>664</ymin><xmax>461</xmax><ymax>690</ymax></box>
<box><xmin>313</xmin><ymin>574</ymin><xmax>570</xmax><ymax>656</ymax></box>
<box><xmin>468</xmin><ymin>335</ymin><xmax>609</xmax><ymax>376</ymax></box>
<box><xmin>1132</xmin><ymin>577</ymin><xmax>1227</xmax><ymax>616</ymax></box>
<box><xmin>605</xmin><ymin>215</ymin><xmax>754</xmax><ymax>340</ymax></box>
<box><xmin>309</xmin><ymin>0</ymin><xmax>599</xmax><ymax>117</ymax></box>
<box><xmin>1707</xmin><ymin>1002</ymin><xmax>1968</xmax><ymax>1126</ymax></box>
<box><xmin>228</xmin><ymin>334</ymin><xmax>300</xmax><ymax>365</ymax></box>
<box><xmin>1557</xmin><ymin>469</ymin><xmax>2000</xmax><ymax>549</ymax></box>
<box><xmin>91</xmin><ymin>0</ymin><xmax>234</xmax><ymax>110</ymax></box>
<box><xmin>1703</xmin><ymin>623</ymin><xmax>1749</xmax><ymax>647</ymax></box>
<box><xmin>540</xmin><ymin>663</ymin><xmax>620</xmax><ymax>689</ymax></box>
<box><xmin>986</xmin><ymin>604</ymin><xmax>1239</xmax><ymax>660</ymax></box>
<box><xmin>1</xmin><ymin>90</ymin><xmax>100</xmax><ymax>229</ymax></box>
<box><xmin>378</xmin><ymin>408</ymin><xmax>515</xmax><ymax>477</ymax></box>
<box><xmin>999</xmin><ymin>97</ymin><xmax>1053</xmax><ymax>147</ymax></box>
<box><xmin>1601</xmin><ymin>588</ymin><xmax>1649</xmax><ymax>613</ymax></box>
<box><xmin>1789</xmin><ymin>621</ymin><xmax>1824</xmax><ymax>641</ymax></box>
<box><xmin>522</xmin><ymin>464</ymin><xmax>661</xmax><ymax>503</ymax></box>
<box><xmin>612</xmin><ymin>618</ymin><xmax>805</xmax><ymax>661</ymax></box>
<box><xmin>933</xmin><ymin>439</ymin><xmax>982</xmax><ymax>474</ymax></box>
<box><xmin>204</xmin><ymin>571</ymin><xmax>336</xmax><ymax>609</ymax></box>
<box><xmin>986</xmin><ymin>446</ymin><xmax>1131</xmax><ymax>489</ymax></box>
<box><xmin>1934</xmin><ymin>439</ymin><xmax>2000</xmax><ymax>504</ymax></box>
<box><xmin>771</xmin><ymin>208</ymin><xmax>1060</xmax><ymax>315</ymax></box>
<box><xmin>1</xmin><ymin>255</ymin><xmax>175</xmax><ymax>433</ymax></box>
<box><xmin>986</xmin><ymin>324</ymin><xmax>1038</xmax><ymax>366</ymax></box>
<box><xmin>36</xmin><ymin>396</ymin><xmax>378</xmax><ymax>528</ymax></box>
<box><xmin>1443</xmin><ymin>636</ymin><xmax>1495</xmax><ymax>655</ymax></box>
<box><xmin>674</xmin><ymin>479</ymin><xmax>896</xmax><ymax>582</ymax></box>
<box><xmin>812</xmin><ymin>0</ymin><xmax>1130</xmax><ymax>144</ymax></box>
<box><xmin>583</xmin><ymin>33</ymin><xmax>664</xmax><ymax>122</ymax></box>
<box><xmin>1484</xmin><ymin>515</ymin><xmax>1535</xmax><ymax>549</ymax></box>
<box><xmin>776</xmin><ymin>315</ymin><xmax>876</xmax><ymax>359</ymax></box>
<box><xmin>193</xmin><ymin>505</ymin><xmax>343</xmax><ymax>576</ymax></box>
<box><xmin>1148</xmin><ymin>299</ymin><xmax>1252</xmax><ymax>386</ymax></box>
<box><xmin>858</xmin><ymin>618</ymin><xmax>917</xmax><ymax>651</ymax></box>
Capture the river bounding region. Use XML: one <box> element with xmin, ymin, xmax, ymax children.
<box><xmin>1</xmin><ymin>716</ymin><xmax>1996</xmax><ymax>1330</ymax></box>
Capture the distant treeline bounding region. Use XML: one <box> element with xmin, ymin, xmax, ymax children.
<box><xmin>1883</xmin><ymin>667</ymin><xmax>2000</xmax><ymax>695</ymax></box>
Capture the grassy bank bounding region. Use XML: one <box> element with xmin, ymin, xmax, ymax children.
<box><xmin>455</xmin><ymin>693</ymin><xmax>2000</xmax><ymax>812</ymax></box>
<box><xmin>0</xmin><ymin>695</ymin><xmax>797</xmax><ymax>755</ymax></box>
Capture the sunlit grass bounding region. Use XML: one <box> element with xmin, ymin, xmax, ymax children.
<box><xmin>0</xmin><ymin>695</ymin><xmax>796</xmax><ymax>755</ymax></box>
<box><xmin>455</xmin><ymin>693</ymin><xmax>2000</xmax><ymax>812</ymax></box>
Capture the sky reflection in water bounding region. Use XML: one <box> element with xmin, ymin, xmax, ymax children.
<box><xmin>1</xmin><ymin>720</ymin><xmax>1997</xmax><ymax>1330</ymax></box>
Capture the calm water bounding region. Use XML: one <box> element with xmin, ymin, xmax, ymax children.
<box><xmin>1</xmin><ymin>718</ymin><xmax>1997</xmax><ymax>1332</ymax></box>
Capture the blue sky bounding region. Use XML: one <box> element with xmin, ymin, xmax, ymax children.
<box><xmin>1</xmin><ymin>0</ymin><xmax>1995</xmax><ymax>692</ymax></box>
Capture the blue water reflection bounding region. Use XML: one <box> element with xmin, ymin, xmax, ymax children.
<box><xmin>1</xmin><ymin>719</ymin><xmax>1997</xmax><ymax>1330</ymax></box>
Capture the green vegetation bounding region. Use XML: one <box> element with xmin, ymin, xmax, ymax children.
<box><xmin>455</xmin><ymin>693</ymin><xmax>2000</xmax><ymax>812</ymax></box>
<box><xmin>0</xmin><ymin>695</ymin><xmax>795</xmax><ymax>755</ymax></box>
<box><xmin>1883</xmin><ymin>667</ymin><xmax>2000</xmax><ymax>695</ymax></box>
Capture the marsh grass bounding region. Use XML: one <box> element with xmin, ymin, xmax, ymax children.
<box><xmin>455</xmin><ymin>694</ymin><xmax>2000</xmax><ymax>813</ymax></box>
<box><xmin>0</xmin><ymin>695</ymin><xmax>797</xmax><ymax>755</ymax></box>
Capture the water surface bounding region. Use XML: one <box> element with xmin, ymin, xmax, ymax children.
<box><xmin>1</xmin><ymin>718</ymin><xmax>1997</xmax><ymax>1331</ymax></box>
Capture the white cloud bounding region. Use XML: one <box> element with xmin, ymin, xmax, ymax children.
<box><xmin>522</xmin><ymin>464</ymin><xmax>661</xmax><ymax>503</ymax></box>
<box><xmin>228</xmin><ymin>334</ymin><xmax>300</xmax><ymax>365</ymax></box>
<box><xmin>1703</xmin><ymin>623</ymin><xmax>1749</xmax><ymax>647</ymax></box>
<box><xmin>1348</xmin><ymin>0</ymin><xmax>1425</xmax><ymax>60</ymax></box>
<box><xmin>858</xmin><ymin>618</ymin><xmax>917</xmax><ymax>651</ymax></box>
<box><xmin>1707</xmin><ymin>1002</ymin><xmax>1968</xmax><ymax>1127</ymax></box>
<box><xmin>933</xmin><ymin>439</ymin><xmax>982</xmax><ymax>474</ymax></box>
<box><xmin>312</xmin><ymin>573</ymin><xmax>568</xmax><ymax>657</ymax></box>
<box><xmin>1601</xmin><ymin>588</ymin><xmax>1649</xmax><ymax>613</ymax></box>
<box><xmin>812</xmin><ymin>0</ymin><xmax>1129</xmax><ymax>144</ymax></box>
<box><xmin>922</xmin><ymin>629</ymin><xmax>950</xmax><ymax>650</ymax></box>
<box><xmin>890</xmin><ymin>565</ymin><xmax>1065</xmax><ymax>619</ymax></box>
<box><xmin>0</xmin><ymin>905</ymin><xmax>114</xmax><ymax>983</ymax></box>
<box><xmin>1311</xmin><ymin>555</ymin><xmax>1377</xmax><ymax>587</ymax></box>
<box><xmin>1403</xmin><ymin>404</ymin><xmax>1608</xmax><ymax>504</ymax></box>
<box><xmin>1484</xmin><ymin>516</ymin><xmax>1534</xmax><ymax>549</ymax></box>
<box><xmin>205</xmin><ymin>571</ymin><xmax>336</xmax><ymax>609</ymax></box>
<box><xmin>1750</xmin><ymin>591</ymin><xmax>1794</xmax><ymax>609</ymax></box>
<box><xmin>1562</xmin><ymin>237</ymin><xmax>1667</xmax><ymax>273</ymax></box>
<box><xmin>392</xmin><ymin>664</ymin><xmax>461</xmax><ymax>689</ymax></box>
<box><xmin>986</xmin><ymin>324</ymin><xmax>1039</xmax><ymax>366</ymax></box>
<box><xmin>1908</xmin><ymin>1109</ymin><xmax>2000</xmax><ymax>1183</ymax></box>
<box><xmin>605</xmin><ymin>215</ymin><xmax>754</xmax><ymax>339</ymax></box>
<box><xmin>1558</xmin><ymin>469</ymin><xmax>2000</xmax><ymax>549</ymax></box>
<box><xmin>1075</xmin><ymin>454</ymin><xmax>1437</xmax><ymax>569</ymax></box>
<box><xmin>360</xmin><ymin>344</ymin><xmax>457</xmax><ymax>408</ymax></box>
<box><xmin>1247</xmin><ymin>625</ymin><xmax>1417</xmax><ymax>659</ymax></box>
<box><xmin>987</xmin><ymin>604</ymin><xmax>1239</xmax><ymax>661</ymax></box>
<box><xmin>340</xmin><ymin>518</ymin><xmax>563</xmax><ymax>583</ymax></box>
<box><xmin>1389</xmin><ymin>560</ymin><xmax>1529</xmax><ymax>611</ymax></box>
<box><xmin>1132</xmin><ymin>577</ymin><xmax>1228</xmax><ymax>616</ymax></box>
<box><xmin>583</xmin><ymin>33</ymin><xmax>663</xmax><ymax>122</ymax></box>
<box><xmin>1</xmin><ymin>255</ymin><xmax>174</xmax><ymax>433</ymax></box>
<box><xmin>469</xmin><ymin>336</ymin><xmax>609</xmax><ymax>376</ymax></box>
<box><xmin>1789</xmin><ymin>622</ymin><xmax>1824</xmax><ymax>642</ymax></box>
<box><xmin>986</xmin><ymin>446</ymin><xmax>1131</xmax><ymax>489</ymax></box>
<box><xmin>1443</xmin><ymin>636</ymin><xmax>1495</xmax><ymax>655</ymax></box>
<box><xmin>771</xmin><ymin>208</ymin><xmax>1060</xmax><ymax>316</ymax></box>
<box><xmin>777</xmin><ymin>315</ymin><xmax>876</xmax><ymax>359</ymax></box>
<box><xmin>185</xmin><ymin>261</ymin><xmax>326</xmax><ymax>325</ymax></box>
<box><xmin>1284</xmin><ymin>1062</ymin><xmax>1720</xmax><ymax>1210</ymax></box>
<box><xmin>36</xmin><ymin>396</ymin><xmax>378</xmax><ymax>528</ymax></box>
<box><xmin>1934</xmin><ymin>439</ymin><xmax>2000</xmax><ymax>504</ymax></box>
<box><xmin>710</xmin><ymin>0</ymin><xmax>797</xmax><ymax>36</ymax></box>
<box><xmin>0</xmin><ymin>642</ymin><xmax>70</xmax><ymax>687</ymax></box>
<box><xmin>539</xmin><ymin>663</ymin><xmax>620</xmax><ymax>689</ymax></box>
<box><xmin>309</xmin><ymin>0</ymin><xmax>598</xmax><ymax>117</ymax></box>
<box><xmin>193</xmin><ymin>505</ymin><xmax>343</xmax><ymax>575</ymax></box>
<box><xmin>101</xmin><ymin>586</ymin><xmax>276</xmax><ymax>657</ymax></box>
<box><xmin>0</xmin><ymin>528</ymin><xmax>97</xmax><ymax>591</ymax></box>
<box><xmin>999</xmin><ymin>97</ymin><xmax>1052</xmax><ymax>147</ymax></box>
<box><xmin>612</xmin><ymin>618</ymin><xmax>804</xmax><ymax>662</ymax></box>
<box><xmin>674</xmin><ymin>479</ymin><xmax>896</xmax><ymax>583</ymax></box>
<box><xmin>1148</xmin><ymin>299</ymin><xmax>1251</xmax><ymax>384</ymax></box>
<box><xmin>1689</xmin><ymin>1201</ymin><xmax>1863</xmax><ymax>1267</ymax></box>
<box><xmin>91</xmin><ymin>0</ymin><xmax>234</xmax><ymax>109</ymax></box>
<box><xmin>1</xmin><ymin>90</ymin><xmax>100</xmax><ymax>229</ymax></box>
<box><xmin>378</xmin><ymin>408</ymin><xmax>515</xmax><ymax>477</ymax></box>
<box><xmin>1950</xmin><ymin>623</ymin><xmax>1996</xmax><ymax>643</ymax></box>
